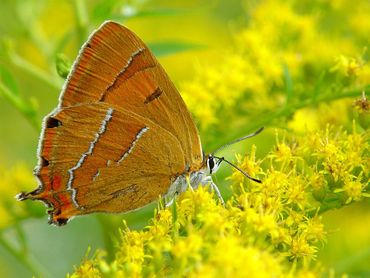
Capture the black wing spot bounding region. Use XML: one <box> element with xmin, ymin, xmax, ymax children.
<box><xmin>46</xmin><ymin>117</ymin><xmax>62</xmax><ymax>128</ymax></box>
<box><xmin>41</xmin><ymin>156</ymin><xmax>50</xmax><ymax>167</ymax></box>
<box><xmin>49</xmin><ymin>217</ymin><xmax>69</xmax><ymax>226</ymax></box>
<box><xmin>144</xmin><ymin>87</ymin><xmax>162</xmax><ymax>104</ymax></box>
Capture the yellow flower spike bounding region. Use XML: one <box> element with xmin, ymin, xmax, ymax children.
<box><xmin>70</xmin><ymin>122</ymin><xmax>367</xmax><ymax>277</ymax></box>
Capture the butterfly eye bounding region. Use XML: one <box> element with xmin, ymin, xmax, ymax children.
<box><xmin>207</xmin><ymin>155</ymin><xmax>224</xmax><ymax>175</ymax></box>
<box><xmin>207</xmin><ymin>156</ymin><xmax>215</xmax><ymax>174</ymax></box>
<box><xmin>207</xmin><ymin>155</ymin><xmax>223</xmax><ymax>175</ymax></box>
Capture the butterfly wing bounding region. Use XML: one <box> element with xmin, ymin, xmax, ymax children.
<box><xmin>21</xmin><ymin>102</ymin><xmax>186</xmax><ymax>225</ymax></box>
<box><xmin>60</xmin><ymin>21</ymin><xmax>202</xmax><ymax>167</ymax></box>
<box><xmin>18</xmin><ymin>21</ymin><xmax>203</xmax><ymax>225</ymax></box>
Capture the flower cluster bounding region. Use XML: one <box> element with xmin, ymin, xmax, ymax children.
<box><xmin>180</xmin><ymin>0</ymin><xmax>370</xmax><ymax>132</ymax></box>
<box><xmin>70</xmin><ymin>123</ymin><xmax>368</xmax><ymax>277</ymax></box>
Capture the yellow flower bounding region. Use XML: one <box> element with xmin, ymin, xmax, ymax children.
<box><xmin>71</xmin><ymin>118</ymin><xmax>369</xmax><ymax>276</ymax></box>
<box><xmin>68</xmin><ymin>249</ymin><xmax>106</xmax><ymax>278</ymax></box>
<box><xmin>228</xmin><ymin>145</ymin><xmax>262</xmax><ymax>185</ymax></box>
<box><xmin>335</xmin><ymin>174</ymin><xmax>370</xmax><ymax>204</ymax></box>
<box><xmin>290</xmin><ymin>236</ymin><xmax>318</xmax><ymax>261</ymax></box>
<box><xmin>194</xmin><ymin>237</ymin><xmax>283</xmax><ymax>278</ymax></box>
<box><xmin>331</xmin><ymin>55</ymin><xmax>363</xmax><ymax>77</ymax></box>
<box><xmin>301</xmin><ymin>216</ymin><xmax>326</xmax><ymax>243</ymax></box>
<box><xmin>0</xmin><ymin>163</ymin><xmax>37</xmax><ymax>228</ymax></box>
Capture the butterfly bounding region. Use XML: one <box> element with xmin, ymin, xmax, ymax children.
<box><xmin>17</xmin><ymin>21</ymin><xmax>262</xmax><ymax>226</ymax></box>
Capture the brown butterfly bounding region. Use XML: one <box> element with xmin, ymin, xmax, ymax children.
<box><xmin>17</xmin><ymin>21</ymin><xmax>262</xmax><ymax>225</ymax></box>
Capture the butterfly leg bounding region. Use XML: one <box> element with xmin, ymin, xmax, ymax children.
<box><xmin>200</xmin><ymin>175</ymin><xmax>225</xmax><ymax>205</ymax></box>
<box><xmin>210</xmin><ymin>182</ymin><xmax>225</xmax><ymax>206</ymax></box>
<box><xmin>164</xmin><ymin>174</ymin><xmax>188</xmax><ymax>207</ymax></box>
<box><xmin>185</xmin><ymin>174</ymin><xmax>194</xmax><ymax>192</ymax></box>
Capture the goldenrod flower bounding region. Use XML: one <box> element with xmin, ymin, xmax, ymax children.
<box><xmin>68</xmin><ymin>122</ymin><xmax>367</xmax><ymax>277</ymax></box>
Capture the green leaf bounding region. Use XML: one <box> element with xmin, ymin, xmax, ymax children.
<box><xmin>53</xmin><ymin>30</ymin><xmax>74</xmax><ymax>57</ymax></box>
<box><xmin>148</xmin><ymin>41</ymin><xmax>206</xmax><ymax>57</ymax></box>
<box><xmin>0</xmin><ymin>64</ymin><xmax>19</xmax><ymax>95</ymax></box>
<box><xmin>312</xmin><ymin>71</ymin><xmax>326</xmax><ymax>103</ymax></box>
<box><xmin>111</xmin><ymin>7</ymin><xmax>189</xmax><ymax>21</ymax></box>
<box><xmin>128</xmin><ymin>8</ymin><xmax>188</xmax><ymax>18</ymax></box>
<box><xmin>91</xmin><ymin>0</ymin><xmax>125</xmax><ymax>22</ymax></box>
<box><xmin>0</xmin><ymin>81</ymin><xmax>40</xmax><ymax>131</ymax></box>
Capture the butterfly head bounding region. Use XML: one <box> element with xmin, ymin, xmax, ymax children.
<box><xmin>206</xmin><ymin>154</ymin><xmax>223</xmax><ymax>175</ymax></box>
<box><xmin>203</xmin><ymin>127</ymin><xmax>265</xmax><ymax>183</ymax></box>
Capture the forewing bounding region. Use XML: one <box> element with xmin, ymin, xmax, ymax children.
<box><xmin>60</xmin><ymin>21</ymin><xmax>202</xmax><ymax>167</ymax></box>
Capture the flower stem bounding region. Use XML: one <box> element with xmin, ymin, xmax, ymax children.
<box><xmin>10</xmin><ymin>52</ymin><xmax>62</xmax><ymax>90</ymax></box>
<box><xmin>96</xmin><ymin>215</ymin><xmax>116</xmax><ymax>262</ymax></box>
<box><xmin>210</xmin><ymin>86</ymin><xmax>369</xmax><ymax>151</ymax></box>
<box><xmin>0</xmin><ymin>82</ymin><xmax>40</xmax><ymax>131</ymax></box>
<box><xmin>0</xmin><ymin>233</ymin><xmax>50</xmax><ymax>277</ymax></box>
<box><xmin>74</xmin><ymin>0</ymin><xmax>89</xmax><ymax>46</ymax></box>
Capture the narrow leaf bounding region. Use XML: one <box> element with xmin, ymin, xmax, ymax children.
<box><xmin>0</xmin><ymin>64</ymin><xmax>19</xmax><ymax>95</ymax></box>
<box><xmin>112</xmin><ymin>7</ymin><xmax>188</xmax><ymax>20</ymax></box>
<box><xmin>148</xmin><ymin>41</ymin><xmax>205</xmax><ymax>57</ymax></box>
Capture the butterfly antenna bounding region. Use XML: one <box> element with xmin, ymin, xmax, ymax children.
<box><xmin>213</xmin><ymin>156</ymin><xmax>262</xmax><ymax>183</ymax></box>
<box><xmin>212</xmin><ymin>127</ymin><xmax>264</xmax><ymax>155</ymax></box>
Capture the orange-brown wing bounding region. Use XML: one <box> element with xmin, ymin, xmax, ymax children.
<box><xmin>18</xmin><ymin>102</ymin><xmax>185</xmax><ymax>225</ymax></box>
<box><xmin>60</xmin><ymin>21</ymin><xmax>202</xmax><ymax>169</ymax></box>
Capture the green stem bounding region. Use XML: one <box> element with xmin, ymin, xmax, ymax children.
<box><xmin>0</xmin><ymin>233</ymin><xmax>49</xmax><ymax>277</ymax></box>
<box><xmin>10</xmin><ymin>52</ymin><xmax>62</xmax><ymax>90</ymax></box>
<box><xmin>96</xmin><ymin>215</ymin><xmax>116</xmax><ymax>262</ymax></box>
<box><xmin>307</xmin><ymin>198</ymin><xmax>343</xmax><ymax>218</ymax></box>
<box><xmin>74</xmin><ymin>0</ymin><xmax>89</xmax><ymax>46</ymax></box>
<box><xmin>14</xmin><ymin>222</ymin><xmax>28</xmax><ymax>253</ymax></box>
<box><xmin>209</xmin><ymin>86</ymin><xmax>368</xmax><ymax>151</ymax></box>
<box><xmin>0</xmin><ymin>82</ymin><xmax>40</xmax><ymax>131</ymax></box>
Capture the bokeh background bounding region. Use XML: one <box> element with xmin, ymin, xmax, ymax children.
<box><xmin>0</xmin><ymin>0</ymin><xmax>369</xmax><ymax>277</ymax></box>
